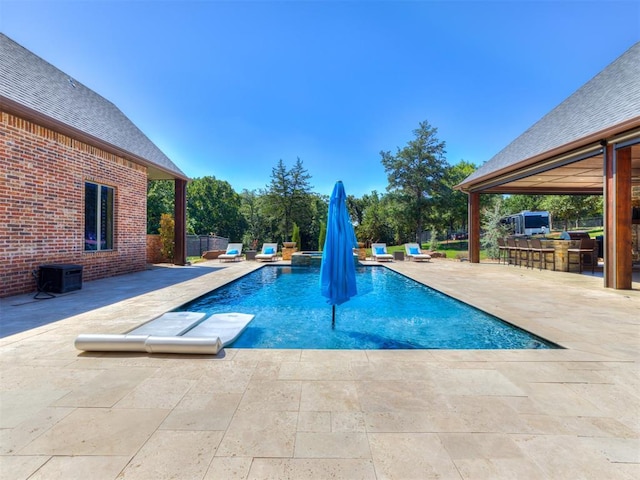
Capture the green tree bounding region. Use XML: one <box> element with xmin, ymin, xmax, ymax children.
<box><xmin>481</xmin><ymin>197</ymin><xmax>509</xmax><ymax>259</ymax></box>
<box><xmin>291</xmin><ymin>223</ymin><xmax>301</xmax><ymax>248</ymax></box>
<box><xmin>348</xmin><ymin>194</ymin><xmax>372</xmax><ymax>243</ymax></box>
<box><xmin>347</xmin><ymin>195</ymin><xmax>367</xmax><ymax>228</ymax></box>
<box><xmin>305</xmin><ymin>193</ymin><xmax>329</xmax><ymax>251</ymax></box>
<box><xmin>147</xmin><ymin>180</ymin><xmax>174</xmax><ymax>234</ymax></box>
<box><xmin>383</xmin><ymin>191</ymin><xmax>414</xmax><ymax>245</ymax></box>
<box><xmin>287</xmin><ymin>159</ymin><xmax>315</xmax><ymax>247</ymax></box>
<box><xmin>186</xmin><ymin>176</ymin><xmax>246</xmax><ymax>238</ymax></box>
<box><xmin>318</xmin><ymin>221</ymin><xmax>326</xmax><ymax>250</ymax></box>
<box><xmin>541</xmin><ymin>195</ymin><xmax>602</xmax><ymax>230</ymax></box>
<box><xmin>428</xmin><ymin>227</ymin><xmax>440</xmax><ymax>251</ymax></box>
<box><xmin>240</xmin><ymin>189</ymin><xmax>271</xmax><ymax>249</ymax></box>
<box><xmin>503</xmin><ymin>194</ymin><xmax>546</xmax><ymax>214</ymax></box>
<box><xmin>359</xmin><ymin>191</ymin><xmax>395</xmax><ymax>244</ymax></box>
<box><xmin>381</xmin><ymin>120</ymin><xmax>448</xmax><ymax>243</ymax></box>
<box><xmin>264</xmin><ymin>158</ymin><xmax>313</xmax><ymax>244</ymax></box>
<box><xmin>436</xmin><ymin>160</ymin><xmax>476</xmax><ymax>237</ymax></box>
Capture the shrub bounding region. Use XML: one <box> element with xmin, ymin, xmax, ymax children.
<box><xmin>318</xmin><ymin>221</ymin><xmax>326</xmax><ymax>250</ymax></box>
<box><xmin>429</xmin><ymin>228</ymin><xmax>440</xmax><ymax>251</ymax></box>
<box><xmin>159</xmin><ymin>213</ymin><xmax>175</xmax><ymax>261</ymax></box>
<box><xmin>481</xmin><ymin>198</ymin><xmax>509</xmax><ymax>259</ymax></box>
<box><xmin>292</xmin><ymin>223</ymin><xmax>301</xmax><ymax>248</ymax></box>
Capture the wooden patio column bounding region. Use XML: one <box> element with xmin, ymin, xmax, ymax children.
<box><xmin>173</xmin><ymin>178</ymin><xmax>187</xmax><ymax>266</ymax></box>
<box><xmin>468</xmin><ymin>191</ymin><xmax>481</xmax><ymax>263</ymax></box>
<box><xmin>603</xmin><ymin>144</ymin><xmax>632</xmax><ymax>289</ymax></box>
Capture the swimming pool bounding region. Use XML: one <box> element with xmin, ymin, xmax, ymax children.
<box><xmin>177</xmin><ymin>266</ymin><xmax>557</xmax><ymax>349</ymax></box>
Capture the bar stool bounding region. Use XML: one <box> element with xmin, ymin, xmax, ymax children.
<box><xmin>529</xmin><ymin>238</ymin><xmax>555</xmax><ymax>271</ymax></box>
<box><xmin>515</xmin><ymin>238</ymin><xmax>532</xmax><ymax>268</ymax></box>
<box><xmin>567</xmin><ymin>238</ymin><xmax>597</xmax><ymax>273</ymax></box>
<box><xmin>497</xmin><ymin>238</ymin><xmax>509</xmax><ymax>264</ymax></box>
<box><xmin>506</xmin><ymin>237</ymin><xmax>518</xmax><ymax>266</ymax></box>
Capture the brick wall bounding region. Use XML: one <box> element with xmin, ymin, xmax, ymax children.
<box><xmin>1</xmin><ymin>111</ymin><xmax>148</xmax><ymax>297</ymax></box>
<box><xmin>146</xmin><ymin>234</ymin><xmax>171</xmax><ymax>264</ymax></box>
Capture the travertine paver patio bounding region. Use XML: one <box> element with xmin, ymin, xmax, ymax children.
<box><xmin>0</xmin><ymin>259</ymin><xmax>638</xmax><ymax>479</ymax></box>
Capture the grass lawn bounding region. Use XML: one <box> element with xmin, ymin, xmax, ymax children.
<box><xmin>187</xmin><ymin>256</ymin><xmax>207</xmax><ymax>264</ymax></box>
<box><xmin>366</xmin><ymin>240</ymin><xmax>488</xmax><ymax>260</ymax></box>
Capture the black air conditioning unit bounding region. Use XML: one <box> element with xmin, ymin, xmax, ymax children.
<box><xmin>38</xmin><ymin>264</ymin><xmax>83</xmax><ymax>293</ymax></box>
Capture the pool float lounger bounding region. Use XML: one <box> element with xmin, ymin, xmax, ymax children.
<box><xmin>73</xmin><ymin>334</ymin><xmax>150</xmax><ymax>352</ymax></box>
<box><xmin>144</xmin><ymin>336</ymin><xmax>223</xmax><ymax>354</ymax></box>
<box><xmin>182</xmin><ymin>312</ymin><xmax>254</xmax><ymax>345</ymax></box>
<box><xmin>74</xmin><ymin>312</ymin><xmax>254</xmax><ymax>355</ymax></box>
<box><xmin>128</xmin><ymin>311</ymin><xmax>207</xmax><ymax>336</ymax></box>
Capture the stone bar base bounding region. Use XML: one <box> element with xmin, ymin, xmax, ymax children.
<box><xmin>538</xmin><ymin>239</ymin><xmax>598</xmax><ymax>272</ymax></box>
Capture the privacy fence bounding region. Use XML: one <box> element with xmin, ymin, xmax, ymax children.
<box><xmin>186</xmin><ymin>235</ymin><xmax>229</xmax><ymax>257</ymax></box>
<box><xmin>147</xmin><ymin>235</ymin><xmax>230</xmax><ymax>263</ymax></box>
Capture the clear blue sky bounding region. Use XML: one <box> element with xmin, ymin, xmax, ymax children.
<box><xmin>3</xmin><ymin>1</ymin><xmax>639</xmax><ymax>197</ymax></box>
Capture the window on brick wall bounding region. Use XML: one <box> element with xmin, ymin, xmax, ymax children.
<box><xmin>85</xmin><ymin>182</ymin><xmax>114</xmax><ymax>251</ymax></box>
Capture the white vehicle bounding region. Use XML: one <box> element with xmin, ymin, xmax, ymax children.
<box><xmin>501</xmin><ymin>211</ymin><xmax>550</xmax><ymax>236</ymax></box>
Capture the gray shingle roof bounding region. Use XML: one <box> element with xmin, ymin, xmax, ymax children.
<box><xmin>0</xmin><ymin>33</ymin><xmax>187</xmax><ymax>180</ymax></box>
<box><xmin>460</xmin><ymin>42</ymin><xmax>640</xmax><ymax>187</ymax></box>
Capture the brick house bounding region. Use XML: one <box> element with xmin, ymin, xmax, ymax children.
<box><xmin>0</xmin><ymin>34</ymin><xmax>188</xmax><ymax>297</ymax></box>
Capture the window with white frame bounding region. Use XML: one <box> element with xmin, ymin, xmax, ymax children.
<box><xmin>84</xmin><ymin>181</ymin><xmax>114</xmax><ymax>251</ymax></box>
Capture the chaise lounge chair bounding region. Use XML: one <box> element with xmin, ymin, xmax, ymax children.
<box><xmin>404</xmin><ymin>243</ymin><xmax>431</xmax><ymax>262</ymax></box>
<box><xmin>255</xmin><ymin>243</ymin><xmax>278</xmax><ymax>262</ymax></box>
<box><xmin>219</xmin><ymin>243</ymin><xmax>244</xmax><ymax>262</ymax></box>
<box><xmin>371</xmin><ymin>243</ymin><xmax>394</xmax><ymax>262</ymax></box>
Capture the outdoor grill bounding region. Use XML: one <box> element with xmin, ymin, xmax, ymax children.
<box><xmin>559</xmin><ymin>231</ymin><xmax>591</xmax><ymax>240</ymax></box>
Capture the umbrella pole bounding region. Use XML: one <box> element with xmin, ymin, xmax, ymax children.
<box><xmin>332</xmin><ymin>305</ymin><xmax>335</xmax><ymax>329</ymax></box>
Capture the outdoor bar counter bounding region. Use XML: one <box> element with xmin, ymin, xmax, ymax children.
<box><xmin>539</xmin><ymin>239</ymin><xmax>582</xmax><ymax>272</ymax></box>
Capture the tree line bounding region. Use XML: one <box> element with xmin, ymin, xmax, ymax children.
<box><xmin>147</xmin><ymin>120</ymin><xmax>603</xmax><ymax>252</ymax></box>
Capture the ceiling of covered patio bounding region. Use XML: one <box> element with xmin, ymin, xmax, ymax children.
<box><xmin>469</xmin><ymin>143</ymin><xmax>640</xmax><ymax>195</ymax></box>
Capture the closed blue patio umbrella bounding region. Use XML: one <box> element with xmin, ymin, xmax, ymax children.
<box><xmin>320</xmin><ymin>181</ymin><xmax>358</xmax><ymax>327</ymax></box>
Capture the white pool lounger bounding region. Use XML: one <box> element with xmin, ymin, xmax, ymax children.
<box><xmin>183</xmin><ymin>312</ymin><xmax>255</xmax><ymax>345</ymax></box>
<box><xmin>144</xmin><ymin>336</ymin><xmax>223</xmax><ymax>354</ymax></box>
<box><xmin>73</xmin><ymin>334</ymin><xmax>150</xmax><ymax>352</ymax></box>
<box><xmin>128</xmin><ymin>311</ymin><xmax>206</xmax><ymax>336</ymax></box>
<box><xmin>74</xmin><ymin>312</ymin><xmax>254</xmax><ymax>355</ymax></box>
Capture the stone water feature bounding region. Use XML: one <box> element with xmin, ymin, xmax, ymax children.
<box><xmin>281</xmin><ymin>242</ymin><xmax>297</xmax><ymax>261</ymax></box>
<box><xmin>291</xmin><ymin>251</ymin><xmax>360</xmax><ymax>267</ymax></box>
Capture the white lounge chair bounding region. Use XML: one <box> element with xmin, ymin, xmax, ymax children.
<box><xmin>405</xmin><ymin>243</ymin><xmax>431</xmax><ymax>262</ymax></box>
<box><xmin>371</xmin><ymin>243</ymin><xmax>393</xmax><ymax>262</ymax></box>
<box><xmin>255</xmin><ymin>243</ymin><xmax>278</xmax><ymax>262</ymax></box>
<box><xmin>219</xmin><ymin>243</ymin><xmax>243</xmax><ymax>262</ymax></box>
<box><xmin>74</xmin><ymin>312</ymin><xmax>255</xmax><ymax>355</ymax></box>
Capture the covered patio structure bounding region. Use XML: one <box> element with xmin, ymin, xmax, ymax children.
<box><xmin>456</xmin><ymin>42</ymin><xmax>640</xmax><ymax>290</ymax></box>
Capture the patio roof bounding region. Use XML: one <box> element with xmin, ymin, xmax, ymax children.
<box><xmin>457</xmin><ymin>42</ymin><xmax>640</xmax><ymax>194</ymax></box>
<box><xmin>0</xmin><ymin>33</ymin><xmax>187</xmax><ymax>181</ymax></box>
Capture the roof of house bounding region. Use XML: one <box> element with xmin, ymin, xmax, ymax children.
<box><xmin>0</xmin><ymin>33</ymin><xmax>187</xmax><ymax>180</ymax></box>
<box><xmin>458</xmin><ymin>41</ymin><xmax>640</xmax><ymax>190</ymax></box>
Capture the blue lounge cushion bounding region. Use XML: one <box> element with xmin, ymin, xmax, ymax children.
<box><xmin>409</xmin><ymin>247</ymin><xmax>419</xmax><ymax>254</ymax></box>
<box><xmin>227</xmin><ymin>249</ymin><xmax>238</xmax><ymax>255</ymax></box>
<box><xmin>375</xmin><ymin>247</ymin><xmax>385</xmax><ymax>254</ymax></box>
<box><xmin>264</xmin><ymin>247</ymin><xmax>275</xmax><ymax>254</ymax></box>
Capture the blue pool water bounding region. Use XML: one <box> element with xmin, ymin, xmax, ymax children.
<box><xmin>177</xmin><ymin>266</ymin><xmax>557</xmax><ymax>350</ymax></box>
